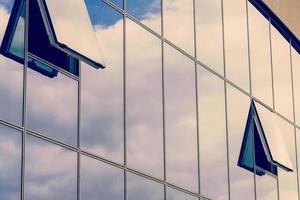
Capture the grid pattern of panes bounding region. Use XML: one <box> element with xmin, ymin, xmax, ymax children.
<box><xmin>0</xmin><ymin>0</ymin><xmax>300</xmax><ymax>199</ymax></box>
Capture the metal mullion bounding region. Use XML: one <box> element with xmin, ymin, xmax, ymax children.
<box><xmin>123</xmin><ymin>0</ymin><xmax>127</xmax><ymax>199</ymax></box>
<box><xmin>192</xmin><ymin>0</ymin><xmax>201</xmax><ymax>197</ymax></box>
<box><xmin>0</xmin><ymin>119</ymin><xmax>23</xmax><ymax>132</ymax></box>
<box><xmin>21</xmin><ymin>0</ymin><xmax>30</xmax><ymax>199</ymax></box>
<box><xmin>77</xmin><ymin>62</ymin><xmax>81</xmax><ymax>200</ymax></box>
<box><xmin>245</xmin><ymin>0</ymin><xmax>256</xmax><ymax>199</ymax></box>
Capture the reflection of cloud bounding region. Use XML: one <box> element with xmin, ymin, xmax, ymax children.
<box><xmin>0</xmin><ymin>4</ymin><xmax>10</xmax><ymax>43</ymax></box>
<box><xmin>0</xmin><ymin>125</ymin><xmax>21</xmax><ymax>200</ymax></box>
<box><xmin>25</xmin><ymin>135</ymin><xmax>77</xmax><ymax>200</ymax></box>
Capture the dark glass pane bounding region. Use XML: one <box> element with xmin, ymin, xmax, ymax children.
<box><xmin>127</xmin><ymin>0</ymin><xmax>161</xmax><ymax>33</ymax></box>
<box><xmin>197</xmin><ymin>66</ymin><xmax>228</xmax><ymax>199</ymax></box>
<box><xmin>127</xmin><ymin>173</ymin><xmax>164</xmax><ymax>200</ymax></box>
<box><xmin>27</xmin><ymin>59</ymin><xmax>78</xmax><ymax>146</ymax></box>
<box><xmin>164</xmin><ymin>44</ymin><xmax>198</xmax><ymax>192</ymax></box>
<box><xmin>126</xmin><ymin>19</ymin><xmax>163</xmax><ymax>178</ymax></box>
<box><xmin>28</xmin><ymin>0</ymin><xmax>79</xmax><ymax>75</ymax></box>
<box><xmin>81</xmin><ymin>155</ymin><xmax>124</xmax><ymax>200</ymax></box>
<box><xmin>25</xmin><ymin>135</ymin><xmax>77</xmax><ymax>200</ymax></box>
<box><xmin>0</xmin><ymin>124</ymin><xmax>21</xmax><ymax>200</ymax></box>
<box><xmin>81</xmin><ymin>2</ymin><xmax>124</xmax><ymax>163</ymax></box>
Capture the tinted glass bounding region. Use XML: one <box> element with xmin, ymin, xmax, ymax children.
<box><xmin>195</xmin><ymin>0</ymin><xmax>224</xmax><ymax>75</ymax></box>
<box><xmin>126</xmin><ymin>19</ymin><xmax>163</xmax><ymax>178</ymax></box>
<box><xmin>108</xmin><ymin>0</ymin><xmax>123</xmax><ymax>9</ymax></box>
<box><xmin>163</xmin><ymin>0</ymin><xmax>194</xmax><ymax>55</ymax></box>
<box><xmin>197</xmin><ymin>66</ymin><xmax>228</xmax><ymax>199</ymax></box>
<box><xmin>81</xmin><ymin>155</ymin><xmax>124</xmax><ymax>200</ymax></box>
<box><xmin>0</xmin><ymin>125</ymin><xmax>21</xmax><ymax>200</ymax></box>
<box><xmin>25</xmin><ymin>135</ymin><xmax>77</xmax><ymax>200</ymax></box>
<box><xmin>248</xmin><ymin>3</ymin><xmax>273</xmax><ymax>107</ymax></box>
<box><xmin>226</xmin><ymin>85</ymin><xmax>254</xmax><ymax>199</ymax></box>
<box><xmin>271</xmin><ymin>26</ymin><xmax>293</xmax><ymax>121</ymax></box>
<box><xmin>81</xmin><ymin>2</ymin><xmax>124</xmax><ymax>163</ymax></box>
<box><xmin>44</xmin><ymin>0</ymin><xmax>104</xmax><ymax>66</ymax></box>
<box><xmin>27</xmin><ymin>59</ymin><xmax>78</xmax><ymax>146</ymax></box>
<box><xmin>223</xmin><ymin>0</ymin><xmax>249</xmax><ymax>92</ymax></box>
<box><xmin>292</xmin><ymin>48</ymin><xmax>300</xmax><ymax>126</ymax></box>
<box><xmin>127</xmin><ymin>172</ymin><xmax>164</xmax><ymax>200</ymax></box>
<box><xmin>164</xmin><ymin>44</ymin><xmax>198</xmax><ymax>192</ymax></box>
<box><xmin>0</xmin><ymin>0</ymin><xmax>23</xmax><ymax>125</ymax></box>
<box><xmin>167</xmin><ymin>187</ymin><xmax>199</xmax><ymax>200</ymax></box>
<box><xmin>277</xmin><ymin>118</ymin><xmax>298</xmax><ymax>200</ymax></box>
<box><xmin>127</xmin><ymin>0</ymin><xmax>161</xmax><ymax>33</ymax></box>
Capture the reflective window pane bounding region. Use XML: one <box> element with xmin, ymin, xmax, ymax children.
<box><xmin>126</xmin><ymin>19</ymin><xmax>163</xmax><ymax>178</ymax></box>
<box><xmin>127</xmin><ymin>172</ymin><xmax>163</xmax><ymax>200</ymax></box>
<box><xmin>25</xmin><ymin>135</ymin><xmax>77</xmax><ymax>200</ymax></box>
<box><xmin>276</xmin><ymin>118</ymin><xmax>298</xmax><ymax>200</ymax></box>
<box><xmin>271</xmin><ymin>26</ymin><xmax>293</xmax><ymax>121</ymax></box>
<box><xmin>167</xmin><ymin>187</ymin><xmax>199</xmax><ymax>200</ymax></box>
<box><xmin>0</xmin><ymin>125</ymin><xmax>21</xmax><ymax>200</ymax></box>
<box><xmin>248</xmin><ymin>3</ymin><xmax>273</xmax><ymax>107</ymax></box>
<box><xmin>164</xmin><ymin>44</ymin><xmax>198</xmax><ymax>192</ymax></box>
<box><xmin>27</xmin><ymin>59</ymin><xmax>78</xmax><ymax>146</ymax></box>
<box><xmin>195</xmin><ymin>0</ymin><xmax>224</xmax><ymax>75</ymax></box>
<box><xmin>223</xmin><ymin>0</ymin><xmax>249</xmax><ymax>91</ymax></box>
<box><xmin>81</xmin><ymin>2</ymin><xmax>124</xmax><ymax>163</ymax></box>
<box><xmin>163</xmin><ymin>0</ymin><xmax>194</xmax><ymax>55</ymax></box>
<box><xmin>197</xmin><ymin>66</ymin><xmax>228</xmax><ymax>199</ymax></box>
<box><xmin>43</xmin><ymin>0</ymin><xmax>104</xmax><ymax>67</ymax></box>
<box><xmin>226</xmin><ymin>85</ymin><xmax>254</xmax><ymax>199</ymax></box>
<box><xmin>256</xmin><ymin>174</ymin><xmax>278</xmax><ymax>200</ymax></box>
<box><xmin>81</xmin><ymin>155</ymin><xmax>124</xmax><ymax>200</ymax></box>
<box><xmin>292</xmin><ymin>48</ymin><xmax>300</xmax><ymax>126</ymax></box>
<box><xmin>0</xmin><ymin>0</ymin><xmax>23</xmax><ymax>125</ymax></box>
<box><xmin>127</xmin><ymin>0</ymin><xmax>161</xmax><ymax>33</ymax></box>
<box><xmin>108</xmin><ymin>0</ymin><xmax>123</xmax><ymax>9</ymax></box>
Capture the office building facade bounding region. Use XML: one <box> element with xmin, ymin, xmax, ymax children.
<box><xmin>0</xmin><ymin>0</ymin><xmax>299</xmax><ymax>199</ymax></box>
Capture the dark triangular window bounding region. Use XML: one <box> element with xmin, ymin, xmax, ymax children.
<box><xmin>238</xmin><ymin>101</ymin><xmax>293</xmax><ymax>176</ymax></box>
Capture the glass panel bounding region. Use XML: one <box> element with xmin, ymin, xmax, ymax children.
<box><xmin>126</xmin><ymin>19</ymin><xmax>163</xmax><ymax>178</ymax></box>
<box><xmin>248</xmin><ymin>3</ymin><xmax>273</xmax><ymax>107</ymax></box>
<box><xmin>292</xmin><ymin>48</ymin><xmax>300</xmax><ymax>126</ymax></box>
<box><xmin>166</xmin><ymin>187</ymin><xmax>199</xmax><ymax>200</ymax></box>
<box><xmin>0</xmin><ymin>0</ymin><xmax>23</xmax><ymax>125</ymax></box>
<box><xmin>195</xmin><ymin>0</ymin><xmax>223</xmax><ymax>75</ymax></box>
<box><xmin>226</xmin><ymin>85</ymin><xmax>254</xmax><ymax>199</ymax></box>
<box><xmin>127</xmin><ymin>172</ymin><xmax>164</xmax><ymax>200</ymax></box>
<box><xmin>108</xmin><ymin>0</ymin><xmax>123</xmax><ymax>9</ymax></box>
<box><xmin>163</xmin><ymin>0</ymin><xmax>194</xmax><ymax>55</ymax></box>
<box><xmin>25</xmin><ymin>135</ymin><xmax>77</xmax><ymax>200</ymax></box>
<box><xmin>43</xmin><ymin>0</ymin><xmax>104</xmax><ymax>67</ymax></box>
<box><xmin>81</xmin><ymin>155</ymin><xmax>124</xmax><ymax>200</ymax></box>
<box><xmin>271</xmin><ymin>26</ymin><xmax>293</xmax><ymax>121</ymax></box>
<box><xmin>223</xmin><ymin>0</ymin><xmax>249</xmax><ymax>91</ymax></box>
<box><xmin>255</xmin><ymin>102</ymin><xmax>293</xmax><ymax>171</ymax></box>
<box><xmin>0</xmin><ymin>124</ymin><xmax>21</xmax><ymax>200</ymax></box>
<box><xmin>164</xmin><ymin>44</ymin><xmax>198</xmax><ymax>192</ymax></box>
<box><xmin>127</xmin><ymin>0</ymin><xmax>161</xmax><ymax>33</ymax></box>
<box><xmin>197</xmin><ymin>66</ymin><xmax>228</xmax><ymax>199</ymax></box>
<box><xmin>27</xmin><ymin>59</ymin><xmax>78</xmax><ymax>146</ymax></box>
<box><xmin>277</xmin><ymin>118</ymin><xmax>298</xmax><ymax>200</ymax></box>
<box><xmin>256</xmin><ymin>173</ymin><xmax>278</xmax><ymax>200</ymax></box>
<box><xmin>81</xmin><ymin>1</ymin><xmax>124</xmax><ymax>163</ymax></box>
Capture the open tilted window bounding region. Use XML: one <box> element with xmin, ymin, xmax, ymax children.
<box><xmin>238</xmin><ymin>101</ymin><xmax>293</xmax><ymax>176</ymax></box>
<box><xmin>0</xmin><ymin>0</ymin><xmax>104</xmax><ymax>78</ymax></box>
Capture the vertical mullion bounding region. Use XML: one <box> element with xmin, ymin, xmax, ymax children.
<box><xmin>77</xmin><ymin>62</ymin><xmax>81</xmax><ymax>200</ymax></box>
<box><xmin>21</xmin><ymin>0</ymin><xmax>29</xmax><ymax>199</ymax></box>
<box><xmin>192</xmin><ymin>0</ymin><xmax>201</xmax><ymax>197</ymax></box>
<box><xmin>123</xmin><ymin>0</ymin><xmax>127</xmax><ymax>200</ymax></box>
